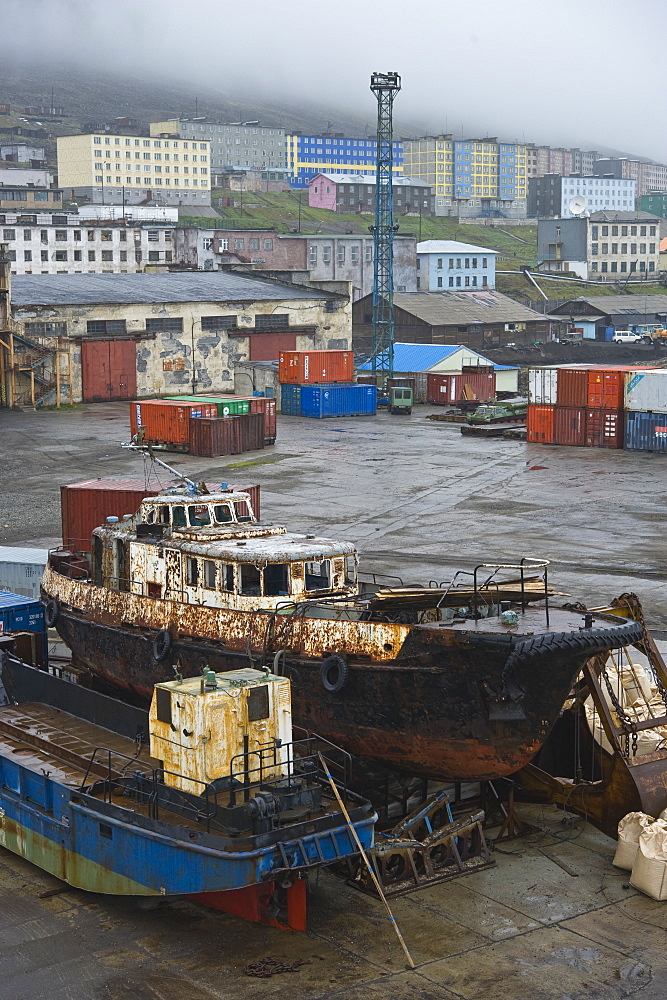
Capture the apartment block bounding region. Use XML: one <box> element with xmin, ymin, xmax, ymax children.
<box><xmin>416</xmin><ymin>240</ymin><xmax>497</xmax><ymax>290</ymax></box>
<box><xmin>537</xmin><ymin>211</ymin><xmax>661</xmax><ymax>280</ymax></box>
<box><xmin>403</xmin><ymin>135</ymin><xmax>527</xmax><ymax>218</ymax></box>
<box><xmin>308</xmin><ymin>173</ymin><xmax>433</xmax><ymax>215</ymax></box>
<box><xmin>593</xmin><ymin>158</ymin><xmax>667</xmax><ymax>197</ymax></box>
<box><xmin>0</xmin><ymin>213</ymin><xmax>174</xmax><ymax>274</ymax></box>
<box><xmin>150</xmin><ymin>119</ymin><xmax>286</xmax><ymax>174</ymax></box>
<box><xmin>286</xmin><ymin>133</ymin><xmax>403</xmax><ymax>188</ymax></box>
<box><xmin>173</xmin><ymin>229</ymin><xmax>417</xmax><ymax>300</ymax></box>
<box><xmin>528</xmin><ymin>175</ymin><xmax>636</xmax><ymax>218</ymax></box>
<box><xmin>640</xmin><ymin>193</ymin><xmax>667</xmax><ymax>219</ymax></box>
<box><xmin>57</xmin><ymin>133</ymin><xmax>211</xmax><ymax>206</ymax></box>
<box><xmin>525</xmin><ymin>144</ymin><xmax>600</xmax><ymax>179</ymax></box>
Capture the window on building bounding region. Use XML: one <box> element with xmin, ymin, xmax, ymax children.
<box><xmin>234</xmin><ymin>238</ymin><xmax>244</xmax><ymax>250</ymax></box>
<box><xmin>86</xmin><ymin>320</ymin><xmax>127</xmax><ymax>335</ymax></box>
<box><xmin>601</xmin><ymin>262</ymin><xmax>608</xmax><ymax>272</ymax></box>
<box><xmin>264</xmin><ymin>239</ymin><xmax>273</xmax><ymax>250</ymax></box>
<box><xmin>482</xmin><ymin>276</ymin><xmax>488</xmax><ymax>286</ymax></box>
<box><xmin>448</xmin><ymin>276</ymin><xmax>454</xmax><ymax>287</ymax></box>
<box><xmin>620</xmin><ymin>261</ymin><xmax>627</xmax><ymax>272</ymax></box>
<box><xmin>201</xmin><ymin>315</ymin><xmax>237</xmax><ymax>331</ymax></box>
<box><xmin>23</xmin><ymin>250</ymin><xmax>32</xmax><ymax>261</ymax></box>
<box><xmin>55</xmin><ymin>250</ymin><xmax>67</xmax><ymax>261</ymax></box>
<box><xmin>2</xmin><ymin>229</ymin><xmax>15</xmax><ymax>240</ymax></box>
<box><xmin>591</xmin><ymin>243</ymin><xmax>598</xmax><ymax>255</ymax></box>
<box><xmin>255</xmin><ymin>314</ymin><xmax>289</xmax><ymax>330</ymax></box>
<box><xmin>101</xmin><ymin>230</ymin><xmax>112</xmax><ymax>242</ymax></box>
<box><xmin>611</xmin><ymin>262</ymin><xmax>617</xmax><ymax>272</ymax></box>
<box><xmin>249</xmin><ymin>237</ymin><xmax>260</xmax><ymax>251</ymax></box>
<box><xmin>88</xmin><ymin>251</ymin><xmax>96</xmax><ymax>261</ymax></box>
<box><xmin>102</xmin><ymin>250</ymin><xmax>113</xmax><ymax>261</ymax></box>
<box><xmin>309</xmin><ymin>245</ymin><xmax>317</xmax><ymax>265</ymax></box>
<box><xmin>591</xmin><ymin>225</ymin><xmax>598</xmax><ymax>239</ymax></box>
<box><xmin>631</xmin><ymin>243</ymin><xmax>637</xmax><ymax>254</ymax></box>
<box><xmin>640</xmin><ymin>243</ymin><xmax>646</xmax><ymax>254</ymax></box>
<box><xmin>337</xmin><ymin>247</ymin><xmax>345</xmax><ymax>263</ymax></box>
<box><xmin>649</xmin><ymin>261</ymin><xmax>655</xmax><ymax>271</ymax></box>
<box><xmin>145</xmin><ymin>318</ymin><xmax>183</xmax><ymax>333</ymax></box>
<box><xmin>611</xmin><ymin>243</ymin><xmax>618</xmax><ymax>254</ymax></box>
<box><xmin>323</xmin><ymin>247</ymin><xmax>331</xmax><ymax>264</ymax></box>
<box><xmin>74</xmin><ymin>250</ymin><xmax>82</xmax><ymax>261</ymax></box>
<box><xmin>24</xmin><ymin>321</ymin><xmax>67</xmax><ymax>337</ymax></box>
<box><xmin>40</xmin><ymin>250</ymin><xmax>48</xmax><ymax>262</ymax></box>
<box><xmin>437</xmin><ymin>276</ymin><xmax>443</xmax><ymax>287</ymax></box>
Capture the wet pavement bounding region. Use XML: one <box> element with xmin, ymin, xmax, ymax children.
<box><xmin>2</xmin><ymin>400</ymin><xmax>666</xmax><ymax>624</ymax></box>
<box><xmin>1</xmin><ymin>400</ymin><xmax>667</xmax><ymax>998</ymax></box>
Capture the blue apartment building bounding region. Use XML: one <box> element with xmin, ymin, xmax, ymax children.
<box><xmin>286</xmin><ymin>134</ymin><xmax>404</xmax><ymax>188</ymax></box>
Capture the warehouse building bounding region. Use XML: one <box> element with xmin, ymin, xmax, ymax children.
<box><xmin>352</xmin><ymin>290</ymin><xmax>549</xmax><ymax>352</ymax></box>
<box><xmin>9</xmin><ymin>272</ymin><xmax>351</xmax><ymax>403</ymax></box>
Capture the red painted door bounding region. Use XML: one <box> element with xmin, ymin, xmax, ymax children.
<box><xmin>81</xmin><ymin>340</ymin><xmax>137</xmax><ymax>402</ymax></box>
<box><xmin>249</xmin><ymin>333</ymin><xmax>297</xmax><ymax>361</ymax></box>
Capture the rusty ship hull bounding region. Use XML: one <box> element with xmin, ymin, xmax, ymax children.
<box><xmin>43</xmin><ymin>566</ymin><xmax>643</xmax><ymax>782</ymax></box>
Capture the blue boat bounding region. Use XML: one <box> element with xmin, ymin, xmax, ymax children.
<box><xmin>0</xmin><ymin>654</ymin><xmax>375</xmax><ymax>929</ymax></box>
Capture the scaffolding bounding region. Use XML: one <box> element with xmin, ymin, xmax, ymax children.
<box><xmin>370</xmin><ymin>71</ymin><xmax>401</xmax><ymax>378</ymax></box>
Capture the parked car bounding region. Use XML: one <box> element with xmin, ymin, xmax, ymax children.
<box><xmin>612</xmin><ymin>330</ymin><xmax>648</xmax><ymax>343</ymax></box>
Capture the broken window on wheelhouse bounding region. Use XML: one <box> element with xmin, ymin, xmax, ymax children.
<box><xmin>234</xmin><ymin>500</ymin><xmax>252</xmax><ymax>522</ymax></box>
<box><xmin>188</xmin><ymin>504</ymin><xmax>211</xmax><ymax>526</ymax></box>
<box><xmin>186</xmin><ymin>557</ymin><xmax>199</xmax><ymax>586</ymax></box>
<box><xmin>203</xmin><ymin>560</ymin><xmax>216</xmax><ymax>589</ymax></box>
<box><xmin>345</xmin><ymin>554</ymin><xmax>357</xmax><ymax>587</ymax></box>
<box><xmin>305</xmin><ymin>559</ymin><xmax>330</xmax><ymax>591</ymax></box>
<box><xmin>240</xmin><ymin>564</ymin><xmax>261</xmax><ymax>595</ymax></box>
<box><xmin>214</xmin><ymin>504</ymin><xmax>233</xmax><ymax>524</ymax></box>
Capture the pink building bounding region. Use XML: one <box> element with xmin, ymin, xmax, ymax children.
<box><xmin>308</xmin><ymin>173</ymin><xmax>338</xmax><ymax>210</ymax></box>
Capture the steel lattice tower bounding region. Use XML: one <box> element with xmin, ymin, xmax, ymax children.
<box><xmin>370</xmin><ymin>71</ymin><xmax>401</xmax><ymax>377</ymax></box>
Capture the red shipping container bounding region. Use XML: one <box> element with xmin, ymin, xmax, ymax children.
<box><xmin>61</xmin><ymin>479</ymin><xmax>261</xmax><ymax>552</ymax></box>
<box><xmin>130</xmin><ymin>400</ymin><xmax>218</xmax><ymax>446</ymax></box>
<box><xmin>189</xmin><ymin>417</ymin><xmax>242</xmax><ymax>457</ymax></box>
<box><xmin>556</xmin><ymin>368</ymin><xmax>588</xmax><ymax>407</ymax></box>
<box><xmin>584</xmin><ymin>408</ymin><xmax>624</xmax><ymax>449</ymax></box>
<box><xmin>238</xmin><ymin>412</ymin><xmax>265</xmax><ymax>452</ymax></box>
<box><xmin>554</xmin><ymin>406</ymin><xmax>586</xmax><ymax>446</ymax></box>
<box><xmin>427</xmin><ymin>371</ymin><xmax>496</xmax><ymax>404</ymax></box>
<box><xmin>278</xmin><ymin>350</ymin><xmax>354</xmax><ymax>385</ymax></box>
<box><xmin>526</xmin><ymin>405</ymin><xmax>555</xmax><ymax>443</ymax></box>
<box><xmin>229</xmin><ymin>396</ymin><xmax>277</xmax><ymax>443</ymax></box>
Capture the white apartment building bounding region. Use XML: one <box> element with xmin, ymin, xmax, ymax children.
<box><xmin>0</xmin><ymin>213</ymin><xmax>174</xmax><ymax>275</ymax></box>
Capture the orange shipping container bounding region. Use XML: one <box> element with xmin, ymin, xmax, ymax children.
<box><xmin>278</xmin><ymin>350</ymin><xmax>354</xmax><ymax>384</ymax></box>
<box><xmin>130</xmin><ymin>400</ymin><xmax>218</xmax><ymax>446</ymax></box>
<box><xmin>556</xmin><ymin>368</ymin><xmax>588</xmax><ymax>407</ymax></box>
<box><xmin>228</xmin><ymin>396</ymin><xmax>277</xmax><ymax>443</ymax></box>
<box><xmin>526</xmin><ymin>404</ymin><xmax>555</xmax><ymax>443</ymax></box>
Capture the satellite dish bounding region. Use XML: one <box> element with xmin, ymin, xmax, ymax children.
<box><xmin>569</xmin><ymin>196</ymin><xmax>587</xmax><ymax>216</ymax></box>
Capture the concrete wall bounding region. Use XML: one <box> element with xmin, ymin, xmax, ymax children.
<box><xmin>418</xmin><ymin>250</ymin><xmax>495</xmax><ymax>291</ymax></box>
<box><xmin>0</xmin><ymin>167</ymin><xmax>52</xmax><ymax>186</ymax></box>
<box><xmin>12</xmin><ymin>293</ymin><xmax>352</xmax><ymax>403</ymax></box>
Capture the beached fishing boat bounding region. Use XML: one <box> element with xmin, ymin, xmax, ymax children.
<box><xmin>0</xmin><ymin>652</ymin><xmax>374</xmax><ymax>929</ymax></box>
<box><xmin>41</xmin><ymin>481</ymin><xmax>643</xmax><ymax>782</ymax></box>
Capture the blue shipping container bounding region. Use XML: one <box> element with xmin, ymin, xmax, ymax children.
<box><xmin>300</xmin><ymin>384</ymin><xmax>377</xmax><ymax>419</ymax></box>
<box><xmin>0</xmin><ymin>591</ymin><xmax>46</xmax><ymax>635</ymax></box>
<box><xmin>624</xmin><ymin>411</ymin><xmax>667</xmax><ymax>453</ymax></box>
<box><xmin>280</xmin><ymin>384</ymin><xmax>303</xmax><ymax>415</ymax></box>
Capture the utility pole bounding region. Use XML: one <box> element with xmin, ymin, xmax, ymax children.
<box><xmin>370</xmin><ymin>71</ymin><xmax>401</xmax><ymax>378</ymax></box>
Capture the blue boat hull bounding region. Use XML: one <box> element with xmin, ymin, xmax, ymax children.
<box><xmin>0</xmin><ymin>761</ymin><xmax>374</xmax><ymax>896</ymax></box>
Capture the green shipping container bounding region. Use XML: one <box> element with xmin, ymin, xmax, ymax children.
<box><xmin>164</xmin><ymin>395</ymin><xmax>250</xmax><ymax>416</ymax></box>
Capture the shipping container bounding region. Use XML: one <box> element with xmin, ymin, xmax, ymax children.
<box><xmin>0</xmin><ymin>591</ymin><xmax>46</xmax><ymax>663</ymax></box>
<box><xmin>528</xmin><ymin>368</ymin><xmax>557</xmax><ymax>405</ymax></box>
<box><xmin>61</xmin><ymin>479</ymin><xmax>261</xmax><ymax>552</ymax></box>
<box><xmin>356</xmin><ymin>374</ymin><xmax>378</xmax><ymax>386</ymax></box>
<box><xmin>238</xmin><ymin>412</ymin><xmax>265</xmax><ymax>451</ymax></box>
<box><xmin>280</xmin><ymin>384</ymin><xmax>302</xmax><ymax>415</ymax></box>
<box><xmin>586</xmin><ymin>370</ymin><xmax>626</xmax><ymax>409</ymax></box>
<box><xmin>625</xmin><ymin>370</ymin><xmax>667</xmax><ymax>414</ymax></box>
<box><xmin>289</xmin><ymin>384</ymin><xmax>377</xmax><ymax>418</ymax></box>
<box><xmin>624</xmin><ymin>411</ymin><xmax>667</xmax><ymax>453</ymax></box>
<box><xmin>387</xmin><ymin>377</ymin><xmax>416</xmax><ymax>394</ymax></box>
<box><xmin>279</xmin><ymin>350</ymin><xmax>354</xmax><ymax>385</ymax></box>
<box><xmin>553</xmin><ymin>406</ymin><xmax>586</xmax><ymax>447</ymax></box>
<box><xmin>411</xmin><ymin>372</ymin><xmax>429</xmax><ymax>404</ymax></box>
<box><xmin>556</xmin><ymin>368</ymin><xmax>589</xmax><ymax>408</ymax></box>
<box><xmin>526</xmin><ymin>405</ymin><xmax>555</xmax><ymax>443</ymax></box>
<box><xmin>0</xmin><ymin>547</ymin><xmax>49</xmax><ymax>600</ymax></box>
<box><xmin>165</xmin><ymin>395</ymin><xmax>250</xmax><ymax>417</ymax></box>
<box><xmin>584</xmin><ymin>408</ymin><xmax>624</xmax><ymax>449</ymax></box>
<box><xmin>426</xmin><ymin>371</ymin><xmax>496</xmax><ymax>405</ymax></box>
<box><xmin>130</xmin><ymin>400</ymin><xmax>218</xmax><ymax>447</ymax></box>
<box><xmin>227</xmin><ymin>396</ymin><xmax>277</xmax><ymax>444</ymax></box>
<box><xmin>61</xmin><ymin>479</ymin><xmax>154</xmax><ymax>553</ymax></box>
<box><xmin>188</xmin><ymin>417</ymin><xmax>242</xmax><ymax>458</ymax></box>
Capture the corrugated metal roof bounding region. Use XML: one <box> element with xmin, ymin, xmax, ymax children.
<box><xmin>11</xmin><ymin>272</ymin><xmax>333</xmax><ymax>307</ymax></box>
<box><xmin>551</xmin><ymin>295</ymin><xmax>667</xmax><ymax>317</ymax></box>
<box><xmin>390</xmin><ymin>290</ymin><xmax>545</xmax><ymax>326</ymax></box>
<box><xmin>312</xmin><ymin>173</ymin><xmax>428</xmax><ymax>187</ymax></box>
<box><xmin>358</xmin><ymin>343</ymin><xmax>493</xmax><ymax>372</ymax></box>
<box><xmin>417</xmin><ymin>240</ymin><xmax>497</xmax><ymax>255</ymax></box>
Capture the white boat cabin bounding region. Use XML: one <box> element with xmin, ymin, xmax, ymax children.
<box><xmin>90</xmin><ymin>490</ymin><xmax>359</xmax><ymax>611</ymax></box>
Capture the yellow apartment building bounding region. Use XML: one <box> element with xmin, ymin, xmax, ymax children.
<box><xmin>403</xmin><ymin>135</ymin><xmax>527</xmax><ymax>219</ymax></box>
<box><xmin>57</xmin><ymin>134</ymin><xmax>211</xmax><ymax>207</ymax></box>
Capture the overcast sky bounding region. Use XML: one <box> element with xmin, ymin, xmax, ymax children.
<box><xmin>6</xmin><ymin>0</ymin><xmax>667</xmax><ymax>161</ymax></box>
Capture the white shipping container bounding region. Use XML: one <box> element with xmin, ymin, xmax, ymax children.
<box><xmin>0</xmin><ymin>547</ymin><xmax>48</xmax><ymax>600</ymax></box>
<box><xmin>529</xmin><ymin>368</ymin><xmax>558</xmax><ymax>404</ymax></box>
<box><xmin>625</xmin><ymin>370</ymin><xmax>667</xmax><ymax>414</ymax></box>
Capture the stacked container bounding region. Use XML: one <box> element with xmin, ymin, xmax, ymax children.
<box><xmin>130</xmin><ymin>400</ymin><xmax>218</xmax><ymax>450</ymax></box>
<box><xmin>624</xmin><ymin>370</ymin><xmax>667</xmax><ymax>453</ymax></box>
<box><xmin>279</xmin><ymin>349</ymin><xmax>377</xmax><ymax>418</ymax></box>
<box><xmin>527</xmin><ymin>365</ymin><xmax>661</xmax><ymax>449</ymax></box>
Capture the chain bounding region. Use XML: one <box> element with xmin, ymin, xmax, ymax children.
<box><xmin>600</xmin><ymin>663</ymin><xmax>635</xmax><ymax>758</ymax></box>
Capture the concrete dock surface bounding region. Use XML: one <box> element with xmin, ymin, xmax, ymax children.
<box><xmin>1</xmin><ymin>401</ymin><xmax>666</xmax><ymax>998</ymax></box>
